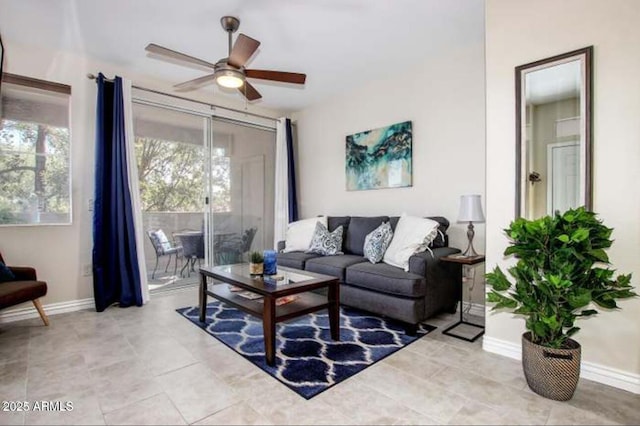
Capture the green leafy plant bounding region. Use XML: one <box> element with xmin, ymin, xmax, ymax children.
<box><xmin>486</xmin><ymin>207</ymin><xmax>635</xmax><ymax>349</ymax></box>
<box><xmin>249</xmin><ymin>251</ymin><xmax>264</xmax><ymax>264</ymax></box>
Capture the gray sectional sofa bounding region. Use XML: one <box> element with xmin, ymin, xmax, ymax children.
<box><xmin>277</xmin><ymin>216</ymin><xmax>462</xmax><ymax>334</ymax></box>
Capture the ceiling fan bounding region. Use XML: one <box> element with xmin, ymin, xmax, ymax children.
<box><xmin>145</xmin><ymin>16</ymin><xmax>306</xmax><ymax>101</ymax></box>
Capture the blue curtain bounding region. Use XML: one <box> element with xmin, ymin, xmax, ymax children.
<box><xmin>285</xmin><ymin>118</ymin><xmax>299</xmax><ymax>222</ymax></box>
<box><xmin>92</xmin><ymin>73</ymin><xmax>143</xmax><ymax>312</ymax></box>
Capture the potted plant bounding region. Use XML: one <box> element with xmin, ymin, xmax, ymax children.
<box><xmin>486</xmin><ymin>207</ymin><xmax>635</xmax><ymax>401</ymax></box>
<box><xmin>249</xmin><ymin>251</ymin><xmax>264</xmax><ymax>275</ymax></box>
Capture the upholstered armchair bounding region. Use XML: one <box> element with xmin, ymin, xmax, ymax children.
<box><xmin>0</xmin><ymin>252</ymin><xmax>49</xmax><ymax>325</ymax></box>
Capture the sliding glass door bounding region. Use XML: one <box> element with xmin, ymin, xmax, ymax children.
<box><xmin>132</xmin><ymin>100</ymin><xmax>276</xmax><ymax>292</ymax></box>
<box><xmin>132</xmin><ymin>103</ymin><xmax>208</xmax><ymax>291</ymax></box>
<box><xmin>209</xmin><ymin>118</ymin><xmax>275</xmax><ymax>266</ymax></box>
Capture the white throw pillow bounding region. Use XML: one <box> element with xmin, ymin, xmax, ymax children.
<box><xmin>383</xmin><ymin>214</ymin><xmax>439</xmax><ymax>271</ymax></box>
<box><xmin>283</xmin><ymin>216</ymin><xmax>328</xmax><ymax>252</ymax></box>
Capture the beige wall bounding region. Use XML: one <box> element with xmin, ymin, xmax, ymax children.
<box><xmin>486</xmin><ymin>0</ymin><xmax>640</xmax><ymax>379</ymax></box>
<box><xmin>292</xmin><ymin>41</ymin><xmax>486</xmax><ymax>304</ymax></box>
<box><xmin>0</xmin><ymin>41</ymin><xmax>282</xmax><ymax>313</ymax></box>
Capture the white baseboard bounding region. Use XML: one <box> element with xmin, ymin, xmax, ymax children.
<box><xmin>482</xmin><ymin>336</ymin><xmax>522</xmax><ymax>360</ymax></box>
<box><xmin>0</xmin><ymin>298</ymin><xmax>95</xmax><ymax>324</ymax></box>
<box><xmin>0</xmin><ymin>286</ymin><xmax>188</xmax><ymax>323</ymax></box>
<box><xmin>483</xmin><ymin>336</ymin><xmax>640</xmax><ymax>394</ymax></box>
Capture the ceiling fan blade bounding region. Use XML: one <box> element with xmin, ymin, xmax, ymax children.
<box><xmin>145</xmin><ymin>43</ymin><xmax>216</xmax><ymax>70</ymax></box>
<box><xmin>238</xmin><ymin>81</ymin><xmax>261</xmax><ymax>101</ymax></box>
<box><xmin>173</xmin><ymin>74</ymin><xmax>217</xmax><ymax>91</ymax></box>
<box><xmin>245</xmin><ymin>69</ymin><xmax>306</xmax><ymax>85</ymax></box>
<box><xmin>228</xmin><ymin>34</ymin><xmax>260</xmax><ymax>68</ymax></box>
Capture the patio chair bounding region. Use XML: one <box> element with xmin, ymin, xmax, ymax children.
<box><xmin>147</xmin><ymin>229</ymin><xmax>183</xmax><ymax>279</ymax></box>
<box><xmin>174</xmin><ymin>231</ymin><xmax>204</xmax><ymax>277</ymax></box>
<box><xmin>216</xmin><ymin>226</ymin><xmax>257</xmax><ymax>264</ymax></box>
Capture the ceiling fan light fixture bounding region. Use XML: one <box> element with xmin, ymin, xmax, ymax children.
<box><xmin>146</xmin><ymin>14</ymin><xmax>305</xmax><ymax>102</ymax></box>
<box><xmin>215</xmin><ymin>68</ymin><xmax>244</xmax><ymax>88</ymax></box>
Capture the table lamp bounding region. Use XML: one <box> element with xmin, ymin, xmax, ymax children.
<box><xmin>458</xmin><ymin>194</ymin><xmax>485</xmax><ymax>257</ymax></box>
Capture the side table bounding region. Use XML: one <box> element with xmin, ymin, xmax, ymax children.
<box><xmin>440</xmin><ymin>254</ymin><xmax>485</xmax><ymax>342</ymax></box>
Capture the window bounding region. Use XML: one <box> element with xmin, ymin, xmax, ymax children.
<box><xmin>0</xmin><ymin>74</ymin><xmax>71</xmax><ymax>225</ymax></box>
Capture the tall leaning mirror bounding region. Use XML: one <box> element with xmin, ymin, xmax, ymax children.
<box><xmin>515</xmin><ymin>46</ymin><xmax>593</xmax><ymax>219</ymax></box>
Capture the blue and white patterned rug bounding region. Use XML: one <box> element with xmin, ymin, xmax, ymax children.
<box><xmin>177</xmin><ymin>301</ymin><xmax>435</xmax><ymax>399</ymax></box>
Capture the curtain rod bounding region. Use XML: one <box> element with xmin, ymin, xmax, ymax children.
<box><xmin>86</xmin><ymin>73</ymin><xmax>280</xmax><ymax>123</ymax></box>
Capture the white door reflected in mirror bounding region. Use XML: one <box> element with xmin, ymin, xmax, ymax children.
<box><xmin>547</xmin><ymin>141</ymin><xmax>580</xmax><ymax>216</ymax></box>
<box><xmin>516</xmin><ymin>47</ymin><xmax>592</xmax><ymax>219</ymax></box>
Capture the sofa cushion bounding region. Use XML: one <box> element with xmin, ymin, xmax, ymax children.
<box><xmin>305</xmin><ymin>255</ymin><xmax>367</xmax><ymax>282</ymax></box>
<box><xmin>276</xmin><ymin>251</ymin><xmax>323</xmax><ymax>270</ymax></box>
<box><xmin>306</xmin><ymin>222</ymin><xmax>344</xmax><ymax>256</ymax></box>
<box><xmin>344</xmin><ymin>216</ymin><xmax>389</xmax><ymax>256</ymax></box>
<box><xmin>328</xmin><ymin>216</ymin><xmax>351</xmax><ymax>252</ymax></box>
<box><xmin>389</xmin><ymin>216</ymin><xmax>449</xmax><ymax>248</ymax></box>
<box><xmin>284</xmin><ymin>216</ymin><xmax>327</xmax><ymax>252</ymax></box>
<box><xmin>327</xmin><ymin>216</ymin><xmax>351</xmax><ymax>232</ymax></box>
<box><xmin>346</xmin><ymin>262</ymin><xmax>426</xmax><ymax>298</ymax></box>
<box><xmin>0</xmin><ymin>280</ymin><xmax>47</xmax><ymax>309</ymax></box>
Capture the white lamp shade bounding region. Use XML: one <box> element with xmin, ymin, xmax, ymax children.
<box><xmin>458</xmin><ymin>194</ymin><xmax>485</xmax><ymax>223</ymax></box>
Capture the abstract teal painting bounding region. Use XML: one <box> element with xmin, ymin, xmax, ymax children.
<box><xmin>346</xmin><ymin>121</ymin><xmax>412</xmax><ymax>191</ymax></box>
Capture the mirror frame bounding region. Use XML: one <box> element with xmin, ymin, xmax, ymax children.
<box><xmin>0</xmin><ymin>34</ymin><xmax>4</xmax><ymax>93</ymax></box>
<box><xmin>515</xmin><ymin>46</ymin><xmax>593</xmax><ymax>218</ymax></box>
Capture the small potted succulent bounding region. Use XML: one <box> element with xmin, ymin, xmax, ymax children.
<box><xmin>486</xmin><ymin>207</ymin><xmax>635</xmax><ymax>401</ymax></box>
<box><xmin>249</xmin><ymin>251</ymin><xmax>264</xmax><ymax>275</ymax></box>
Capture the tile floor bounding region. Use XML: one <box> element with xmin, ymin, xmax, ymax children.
<box><xmin>1</xmin><ymin>287</ymin><xmax>638</xmax><ymax>425</ymax></box>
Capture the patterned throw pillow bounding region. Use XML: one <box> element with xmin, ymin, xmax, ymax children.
<box><xmin>363</xmin><ymin>222</ymin><xmax>394</xmax><ymax>264</ymax></box>
<box><xmin>306</xmin><ymin>222</ymin><xmax>344</xmax><ymax>256</ymax></box>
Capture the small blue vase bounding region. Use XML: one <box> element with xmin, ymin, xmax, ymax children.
<box><xmin>263</xmin><ymin>250</ymin><xmax>277</xmax><ymax>275</ymax></box>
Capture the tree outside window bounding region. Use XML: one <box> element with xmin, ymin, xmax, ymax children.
<box><xmin>134</xmin><ymin>138</ymin><xmax>230</xmax><ymax>213</ymax></box>
<box><xmin>0</xmin><ymin>77</ymin><xmax>71</xmax><ymax>225</ymax></box>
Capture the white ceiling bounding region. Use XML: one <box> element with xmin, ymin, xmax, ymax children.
<box><xmin>0</xmin><ymin>0</ymin><xmax>484</xmax><ymax>111</ymax></box>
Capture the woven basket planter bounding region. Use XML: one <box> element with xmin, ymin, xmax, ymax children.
<box><xmin>522</xmin><ymin>332</ymin><xmax>581</xmax><ymax>401</ymax></box>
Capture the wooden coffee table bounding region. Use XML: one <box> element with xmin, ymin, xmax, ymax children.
<box><xmin>198</xmin><ymin>264</ymin><xmax>340</xmax><ymax>366</ymax></box>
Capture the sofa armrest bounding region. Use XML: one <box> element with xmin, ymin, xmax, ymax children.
<box><xmin>409</xmin><ymin>247</ymin><xmax>462</xmax><ymax>318</ymax></box>
<box><xmin>8</xmin><ymin>266</ymin><xmax>37</xmax><ymax>281</ymax></box>
<box><xmin>277</xmin><ymin>241</ymin><xmax>286</xmax><ymax>253</ymax></box>
<box><xmin>408</xmin><ymin>247</ymin><xmax>460</xmax><ymax>276</ymax></box>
